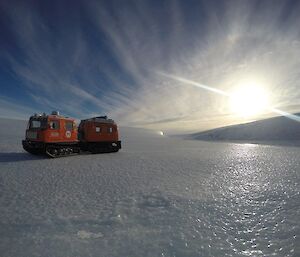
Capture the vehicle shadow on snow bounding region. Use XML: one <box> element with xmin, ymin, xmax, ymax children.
<box><xmin>0</xmin><ymin>152</ymin><xmax>46</xmax><ymax>163</ymax></box>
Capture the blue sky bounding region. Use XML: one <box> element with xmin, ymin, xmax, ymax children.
<box><xmin>1</xmin><ymin>0</ymin><xmax>300</xmax><ymax>133</ymax></box>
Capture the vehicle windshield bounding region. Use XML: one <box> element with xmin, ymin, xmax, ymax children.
<box><xmin>29</xmin><ymin>118</ymin><xmax>47</xmax><ymax>129</ymax></box>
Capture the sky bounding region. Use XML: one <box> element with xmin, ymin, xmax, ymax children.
<box><xmin>0</xmin><ymin>0</ymin><xmax>300</xmax><ymax>133</ymax></box>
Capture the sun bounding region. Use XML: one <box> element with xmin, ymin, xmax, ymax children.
<box><xmin>229</xmin><ymin>84</ymin><xmax>269</xmax><ymax>117</ymax></box>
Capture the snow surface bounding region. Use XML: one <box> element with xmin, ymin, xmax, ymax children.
<box><xmin>0</xmin><ymin>118</ymin><xmax>299</xmax><ymax>257</ymax></box>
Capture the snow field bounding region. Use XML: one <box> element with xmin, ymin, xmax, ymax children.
<box><xmin>0</xmin><ymin>119</ymin><xmax>299</xmax><ymax>256</ymax></box>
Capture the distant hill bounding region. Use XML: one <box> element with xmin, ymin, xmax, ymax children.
<box><xmin>188</xmin><ymin>113</ymin><xmax>300</xmax><ymax>141</ymax></box>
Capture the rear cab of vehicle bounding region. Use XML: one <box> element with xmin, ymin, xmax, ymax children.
<box><xmin>78</xmin><ymin>116</ymin><xmax>121</xmax><ymax>153</ymax></box>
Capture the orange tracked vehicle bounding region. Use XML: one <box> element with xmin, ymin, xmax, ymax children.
<box><xmin>22</xmin><ymin>112</ymin><xmax>121</xmax><ymax>158</ymax></box>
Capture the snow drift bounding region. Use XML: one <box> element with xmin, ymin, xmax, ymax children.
<box><xmin>188</xmin><ymin>113</ymin><xmax>300</xmax><ymax>142</ymax></box>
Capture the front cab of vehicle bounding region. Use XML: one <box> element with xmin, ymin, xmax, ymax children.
<box><xmin>22</xmin><ymin>111</ymin><xmax>78</xmax><ymax>154</ymax></box>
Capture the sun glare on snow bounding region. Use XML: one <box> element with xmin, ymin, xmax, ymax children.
<box><xmin>230</xmin><ymin>84</ymin><xmax>269</xmax><ymax>117</ymax></box>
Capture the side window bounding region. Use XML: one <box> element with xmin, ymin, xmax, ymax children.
<box><xmin>95</xmin><ymin>127</ymin><xmax>101</xmax><ymax>133</ymax></box>
<box><xmin>49</xmin><ymin>120</ymin><xmax>59</xmax><ymax>129</ymax></box>
<box><xmin>108</xmin><ymin>127</ymin><xmax>113</xmax><ymax>133</ymax></box>
<box><xmin>65</xmin><ymin>121</ymin><xmax>73</xmax><ymax>131</ymax></box>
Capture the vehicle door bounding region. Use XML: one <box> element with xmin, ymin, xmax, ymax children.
<box><xmin>48</xmin><ymin>119</ymin><xmax>60</xmax><ymax>141</ymax></box>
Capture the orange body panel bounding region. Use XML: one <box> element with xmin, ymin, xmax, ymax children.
<box><xmin>79</xmin><ymin>120</ymin><xmax>119</xmax><ymax>142</ymax></box>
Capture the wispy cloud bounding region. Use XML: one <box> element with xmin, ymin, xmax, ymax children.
<box><xmin>0</xmin><ymin>96</ymin><xmax>36</xmax><ymax>120</ymax></box>
<box><xmin>90</xmin><ymin>0</ymin><xmax>300</xmax><ymax>132</ymax></box>
<box><xmin>1</xmin><ymin>0</ymin><xmax>300</xmax><ymax>132</ymax></box>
